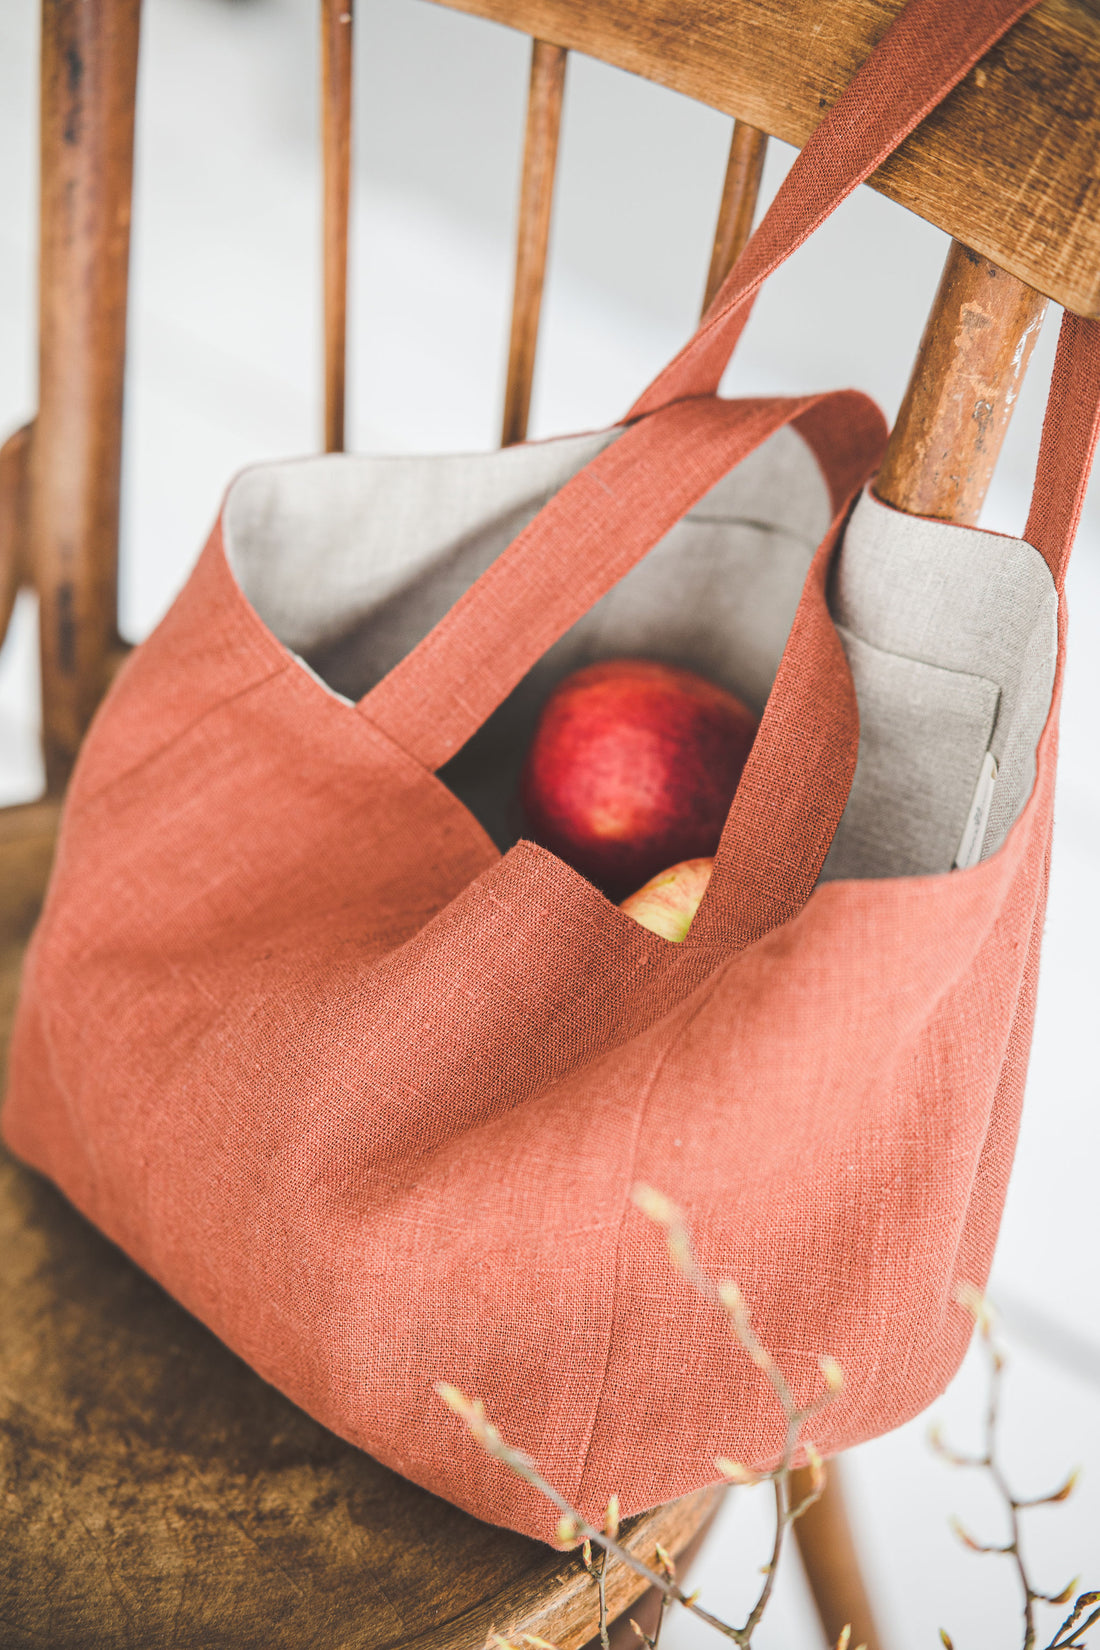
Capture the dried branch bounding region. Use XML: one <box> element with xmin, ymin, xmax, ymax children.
<box><xmin>447</xmin><ymin>1237</ymin><xmax>1091</xmax><ymax>1650</ymax></box>
<box><xmin>647</xmin><ymin>1542</ymin><xmax>679</xmax><ymax>1648</ymax></box>
<box><xmin>583</xmin><ymin>1537</ymin><xmax>612</xmax><ymax>1650</ymax></box>
<box><xmin>934</xmin><ymin>1285</ymin><xmax>1098</xmax><ymax>1650</ymax></box>
<box><xmin>1046</xmin><ymin>1592</ymin><xmax>1100</xmax><ymax>1650</ymax></box>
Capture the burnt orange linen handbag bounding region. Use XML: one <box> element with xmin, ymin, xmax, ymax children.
<box><xmin>4</xmin><ymin>0</ymin><xmax>1094</xmax><ymax>1542</ymax></box>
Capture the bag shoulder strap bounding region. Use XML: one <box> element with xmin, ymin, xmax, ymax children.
<box><xmin>629</xmin><ymin>0</ymin><xmax>1039</xmax><ymax>417</ymax></box>
<box><xmin>1026</xmin><ymin>311</ymin><xmax>1100</xmax><ymax>591</ymax></box>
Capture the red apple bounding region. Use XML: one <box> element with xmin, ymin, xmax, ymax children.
<box><xmin>520</xmin><ymin>658</ymin><xmax>757</xmax><ymax>896</ymax></box>
<box><xmin>620</xmin><ymin>857</ymin><xmax>715</xmax><ymax>942</ymax></box>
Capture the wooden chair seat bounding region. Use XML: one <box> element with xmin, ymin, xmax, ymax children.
<box><xmin>0</xmin><ymin>803</ymin><xmax>719</xmax><ymax>1649</ymax></box>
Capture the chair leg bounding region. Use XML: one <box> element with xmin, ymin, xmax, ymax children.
<box><xmin>792</xmin><ymin>1458</ymin><xmax>881</xmax><ymax>1649</ymax></box>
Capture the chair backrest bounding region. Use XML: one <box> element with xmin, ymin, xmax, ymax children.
<box><xmin>3</xmin><ymin>0</ymin><xmax>1099</xmax><ymax>790</ymax></box>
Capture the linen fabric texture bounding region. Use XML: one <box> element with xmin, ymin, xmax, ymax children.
<box><xmin>3</xmin><ymin>0</ymin><xmax>1094</xmax><ymax>1542</ymax></box>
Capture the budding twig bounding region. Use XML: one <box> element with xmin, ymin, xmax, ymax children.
<box><xmin>1046</xmin><ymin>1592</ymin><xmax>1100</xmax><ymax>1650</ymax></box>
<box><xmin>583</xmin><ymin>1534</ymin><xmax>612</xmax><ymax>1650</ymax></box>
<box><xmin>934</xmin><ymin>1284</ymin><xmax>1097</xmax><ymax>1650</ymax></box>
<box><xmin>440</xmin><ymin>1245</ymin><xmax>1093</xmax><ymax>1650</ymax></box>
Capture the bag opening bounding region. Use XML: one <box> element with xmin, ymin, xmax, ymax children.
<box><xmin>222</xmin><ymin>427</ymin><xmax>1057</xmax><ymax>883</ymax></box>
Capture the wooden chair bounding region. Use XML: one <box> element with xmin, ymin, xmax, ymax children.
<box><xmin>1</xmin><ymin>0</ymin><xmax>1097</xmax><ymax>1643</ymax></box>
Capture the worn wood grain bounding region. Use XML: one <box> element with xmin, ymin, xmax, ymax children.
<box><xmin>875</xmin><ymin>241</ymin><xmax>1049</xmax><ymax>524</ymax></box>
<box><xmin>431</xmin><ymin>0</ymin><xmax>1100</xmax><ymax>318</ymax></box>
<box><xmin>0</xmin><ymin>423</ymin><xmax>33</xmax><ymax>658</ymax></box>
<box><xmin>322</xmin><ymin>0</ymin><xmax>355</xmax><ymax>454</ymax></box>
<box><xmin>701</xmin><ymin>123</ymin><xmax>767</xmax><ymax>317</ymax></box>
<box><xmin>501</xmin><ymin>39</ymin><xmax>568</xmax><ymax>447</ymax></box>
<box><xmin>32</xmin><ymin>0</ymin><xmax>141</xmax><ymax>792</ymax></box>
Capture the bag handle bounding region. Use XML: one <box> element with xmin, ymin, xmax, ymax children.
<box><xmin>685</xmin><ymin>493</ymin><xmax>858</xmax><ymax>947</ymax></box>
<box><xmin>629</xmin><ymin>0</ymin><xmax>1040</xmax><ymax>417</ymax></box>
<box><xmin>1025</xmin><ymin>310</ymin><xmax>1100</xmax><ymax>592</ymax></box>
<box><xmin>354</xmin><ymin>389</ymin><xmax>881</xmax><ymax>953</ymax></box>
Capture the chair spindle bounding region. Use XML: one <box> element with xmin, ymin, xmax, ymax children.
<box><xmin>33</xmin><ymin>0</ymin><xmax>141</xmax><ymax>792</ymax></box>
<box><xmin>501</xmin><ymin>39</ymin><xmax>567</xmax><ymax>448</ymax></box>
<box><xmin>322</xmin><ymin>0</ymin><xmax>355</xmax><ymax>454</ymax></box>
<box><xmin>701</xmin><ymin>121</ymin><xmax>767</xmax><ymax>316</ymax></box>
<box><xmin>875</xmin><ymin>241</ymin><xmax>1049</xmax><ymax>524</ymax></box>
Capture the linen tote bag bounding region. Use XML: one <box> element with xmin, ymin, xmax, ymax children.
<box><xmin>4</xmin><ymin>0</ymin><xmax>1094</xmax><ymax>1542</ymax></box>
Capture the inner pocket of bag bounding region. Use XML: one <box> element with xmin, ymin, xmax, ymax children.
<box><xmin>821</xmin><ymin>487</ymin><xmax>1059</xmax><ymax>879</ymax></box>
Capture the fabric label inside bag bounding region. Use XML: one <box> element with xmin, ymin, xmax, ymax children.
<box><xmin>954</xmin><ymin>751</ymin><xmax>999</xmax><ymax>871</ymax></box>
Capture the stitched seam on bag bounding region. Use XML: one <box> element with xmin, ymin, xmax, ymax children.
<box><xmin>571</xmin><ymin>959</ymin><xmax>734</xmax><ymax>1512</ymax></box>
<box><xmin>78</xmin><ymin>662</ymin><xmax>294</xmax><ymax>807</ymax></box>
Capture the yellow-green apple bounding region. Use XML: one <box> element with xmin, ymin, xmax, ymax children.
<box><xmin>520</xmin><ymin>659</ymin><xmax>756</xmax><ymax>896</ymax></box>
<box><xmin>620</xmin><ymin>857</ymin><xmax>715</xmax><ymax>942</ymax></box>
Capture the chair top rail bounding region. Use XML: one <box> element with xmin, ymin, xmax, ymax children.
<box><xmin>430</xmin><ymin>0</ymin><xmax>1100</xmax><ymax>318</ymax></box>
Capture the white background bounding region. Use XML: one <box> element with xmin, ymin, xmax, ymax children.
<box><xmin>1</xmin><ymin>2</ymin><xmax>1098</xmax><ymax>1644</ymax></box>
